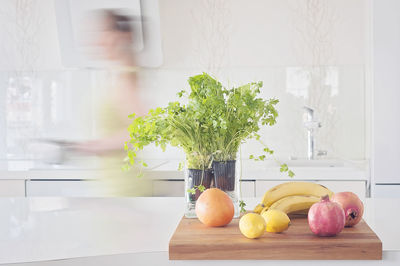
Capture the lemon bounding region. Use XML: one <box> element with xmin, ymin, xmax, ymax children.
<box><xmin>261</xmin><ymin>209</ymin><xmax>291</xmax><ymax>233</ymax></box>
<box><xmin>239</xmin><ymin>213</ymin><xmax>266</xmax><ymax>239</ymax></box>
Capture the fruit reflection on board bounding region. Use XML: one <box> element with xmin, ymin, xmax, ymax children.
<box><xmin>194</xmin><ymin>181</ymin><xmax>364</xmax><ymax>239</ymax></box>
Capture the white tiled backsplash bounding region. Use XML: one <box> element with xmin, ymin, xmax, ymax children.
<box><xmin>137</xmin><ymin>65</ymin><xmax>365</xmax><ymax>161</ymax></box>
<box><xmin>0</xmin><ymin>64</ymin><xmax>365</xmax><ymax>161</ymax></box>
<box><xmin>0</xmin><ymin>0</ymin><xmax>368</xmax><ymax>161</ymax></box>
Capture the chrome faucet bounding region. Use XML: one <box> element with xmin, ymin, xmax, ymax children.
<box><xmin>303</xmin><ymin>106</ymin><xmax>322</xmax><ymax>160</ymax></box>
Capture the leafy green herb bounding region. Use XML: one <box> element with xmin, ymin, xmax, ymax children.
<box><xmin>177</xmin><ymin>161</ymin><xmax>184</xmax><ymax>171</ymax></box>
<box><xmin>197</xmin><ymin>185</ymin><xmax>206</xmax><ymax>192</ymax></box>
<box><xmin>239</xmin><ymin>200</ymin><xmax>246</xmax><ymax>214</ymax></box>
<box><xmin>137</xmin><ymin>172</ymin><xmax>144</xmax><ymax>178</ymax></box>
<box><xmin>280</xmin><ymin>163</ymin><xmax>289</xmax><ymax>172</ymax></box>
<box><xmin>187</xmin><ymin>188</ymin><xmax>196</xmax><ymax>195</ymax></box>
<box><xmin>177</xmin><ymin>90</ymin><xmax>185</xmax><ymax>97</ymax></box>
<box><xmin>187</xmin><ymin>185</ymin><xmax>206</xmax><ymax>195</ymax></box>
<box><xmin>288</xmin><ymin>170</ymin><xmax>295</xmax><ymax>178</ymax></box>
<box><xmin>125</xmin><ymin>73</ymin><xmax>279</xmax><ymax>174</ymax></box>
<box><xmin>250</xmin><ymin>145</ymin><xmax>295</xmax><ymax>178</ymax></box>
<box><xmin>121</xmin><ymin>164</ymin><xmax>130</xmax><ymax>172</ymax></box>
<box><xmin>263</xmin><ymin>147</ymin><xmax>274</xmax><ymax>155</ymax></box>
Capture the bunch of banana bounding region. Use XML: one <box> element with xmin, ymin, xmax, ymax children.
<box><xmin>263</xmin><ymin>195</ymin><xmax>320</xmax><ymax>215</ymax></box>
<box><xmin>254</xmin><ymin>181</ymin><xmax>334</xmax><ymax>215</ymax></box>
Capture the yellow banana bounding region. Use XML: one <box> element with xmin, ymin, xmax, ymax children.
<box><xmin>260</xmin><ymin>206</ymin><xmax>269</xmax><ymax>214</ymax></box>
<box><xmin>268</xmin><ymin>195</ymin><xmax>320</xmax><ymax>214</ymax></box>
<box><xmin>253</xmin><ymin>204</ymin><xmax>264</xmax><ymax>214</ymax></box>
<box><xmin>288</xmin><ymin>209</ymin><xmax>309</xmax><ymax>215</ymax></box>
<box><xmin>256</xmin><ymin>181</ymin><xmax>333</xmax><ymax>211</ymax></box>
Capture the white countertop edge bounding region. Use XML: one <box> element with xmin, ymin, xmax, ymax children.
<box><xmin>3</xmin><ymin>251</ymin><xmax>400</xmax><ymax>266</ymax></box>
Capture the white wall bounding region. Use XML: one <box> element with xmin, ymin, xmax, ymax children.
<box><xmin>159</xmin><ymin>0</ymin><xmax>366</xmax><ymax>68</ymax></box>
<box><xmin>0</xmin><ymin>0</ymin><xmax>369</xmax><ymax>161</ymax></box>
<box><xmin>0</xmin><ymin>0</ymin><xmax>96</xmax><ymax>159</ymax></box>
<box><xmin>372</xmin><ymin>0</ymin><xmax>400</xmax><ymax>184</ymax></box>
<box><xmin>141</xmin><ymin>0</ymin><xmax>368</xmax><ymax>160</ymax></box>
<box><xmin>0</xmin><ymin>0</ymin><xmax>62</xmax><ymax>71</ymax></box>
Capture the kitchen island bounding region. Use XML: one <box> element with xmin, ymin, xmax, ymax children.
<box><xmin>0</xmin><ymin>197</ymin><xmax>398</xmax><ymax>266</ymax></box>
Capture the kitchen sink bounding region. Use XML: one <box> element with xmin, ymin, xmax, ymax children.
<box><xmin>259</xmin><ymin>158</ymin><xmax>346</xmax><ymax>168</ymax></box>
<box><xmin>284</xmin><ymin>159</ymin><xmax>345</xmax><ymax>167</ymax></box>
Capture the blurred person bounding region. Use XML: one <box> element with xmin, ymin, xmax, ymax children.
<box><xmin>73</xmin><ymin>9</ymin><xmax>151</xmax><ymax>196</ymax></box>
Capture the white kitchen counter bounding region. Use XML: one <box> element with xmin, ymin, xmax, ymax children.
<box><xmin>0</xmin><ymin>159</ymin><xmax>367</xmax><ymax>181</ymax></box>
<box><xmin>0</xmin><ymin>159</ymin><xmax>369</xmax><ymax>198</ymax></box>
<box><xmin>0</xmin><ymin>197</ymin><xmax>399</xmax><ymax>266</ymax></box>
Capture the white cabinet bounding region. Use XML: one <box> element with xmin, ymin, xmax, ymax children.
<box><xmin>26</xmin><ymin>180</ymin><xmax>103</xmax><ymax>197</ymax></box>
<box><xmin>152</xmin><ymin>180</ymin><xmax>184</xmax><ymax>197</ymax></box>
<box><xmin>19</xmin><ymin>179</ymin><xmax>366</xmax><ymax>199</ymax></box>
<box><xmin>240</xmin><ymin>180</ymin><xmax>255</xmax><ymax>197</ymax></box>
<box><xmin>255</xmin><ymin>181</ymin><xmax>284</xmax><ymax>197</ymax></box>
<box><xmin>24</xmin><ymin>179</ymin><xmax>256</xmax><ymax>197</ymax></box>
<box><xmin>255</xmin><ymin>180</ymin><xmax>366</xmax><ymax>200</ymax></box>
<box><xmin>318</xmin><ymin>181</ymin><xmax>366</xmax><ymax>200</ymax></box>
<box><xmin>0</xmin><ymin>180</ymin><xmax>25</xmax><ymax>196</ymax></box>
<box><xmin>373</xmin><ymin>0</ymin><xmax>400</xmax><ymax>184</ymax></box>
<box><xmin>152</xmin><ymin>180</ymin><xmax>255</xmax><ymax>197</ymax></box>
<box><xmin>374</xmin><ymin>185</ymin><xmax>400</xmax><ymax>198</ymax></box>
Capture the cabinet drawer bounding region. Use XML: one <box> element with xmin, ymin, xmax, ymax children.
<box><xmin>152</xmin><ymin>180</ymin><xmax>184</xmax><ymax>197</ymax></box>
<box><xmin>374</xmin><ymin>184</ymin><xmax>400</xmax><ymax>198</ymax></box>
<box><xmin>26</xmin><ymin>180</ymin><xmax>103</xmax><ymax>197</ymax></box>
<box><xmin>152</xmin><ymin>180</ymin><xmax>255</xmax><ymax>197</ymax></box>
<box><xmin>255</xmin><ymin>181</ymin><xmax>285</xmax><ymax>198</ymax></box>
<box><xmin>240</xmin><ymin>180</ymin><xmax>255</xmax><ymax>197</ymax></box>
<box><xmin>318</xmin><ymin>181</ymin><xmax>366</xmax><ymax>200</ymax></box>
<box><xmin>0</xmin><ymin>180</ymin><xmax>25</xmax><ymax>197</ymax></box>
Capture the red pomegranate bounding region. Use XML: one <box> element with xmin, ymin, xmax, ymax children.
<box><xmin>308</xmin><ymin>195</ymin><xmax>345</xmax><ymax>237</ymax></box>
<box><xmin>332</xmin><ymin>192</ymin><xmax>364</xmax><ymax>227</ymax></box>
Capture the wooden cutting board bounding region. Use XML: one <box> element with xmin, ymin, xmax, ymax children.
<box><xmin>169</xmin><ymin>216</ymin><xmax>382</xmax><ymax>260</ymax></box>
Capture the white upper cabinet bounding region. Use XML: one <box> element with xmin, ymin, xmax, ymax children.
<box><xmin>373</xmin><ymin>0</ymin><xmax>400</xmax><ymax>184</ymax></box>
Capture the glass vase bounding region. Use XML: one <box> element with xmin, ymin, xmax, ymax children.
<box><xmin>212</xmin><ymin>160</ymin><xmax>240</xmax><ymax>218</ymax></box>
<box><xmin>184</xmin><ymin>168</ymin><xmax>214</xmax><ymax>218</ymax></box>
<box><xmin>184</xmin><ymin>159</ymin><xmax>241</xmax><ymax>219</ymax></box>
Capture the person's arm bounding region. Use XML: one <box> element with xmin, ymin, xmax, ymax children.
<box><xmin>71</xmin><ymin>129</ymin><xmax>129</xmax><ymax>155</ymax></box>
